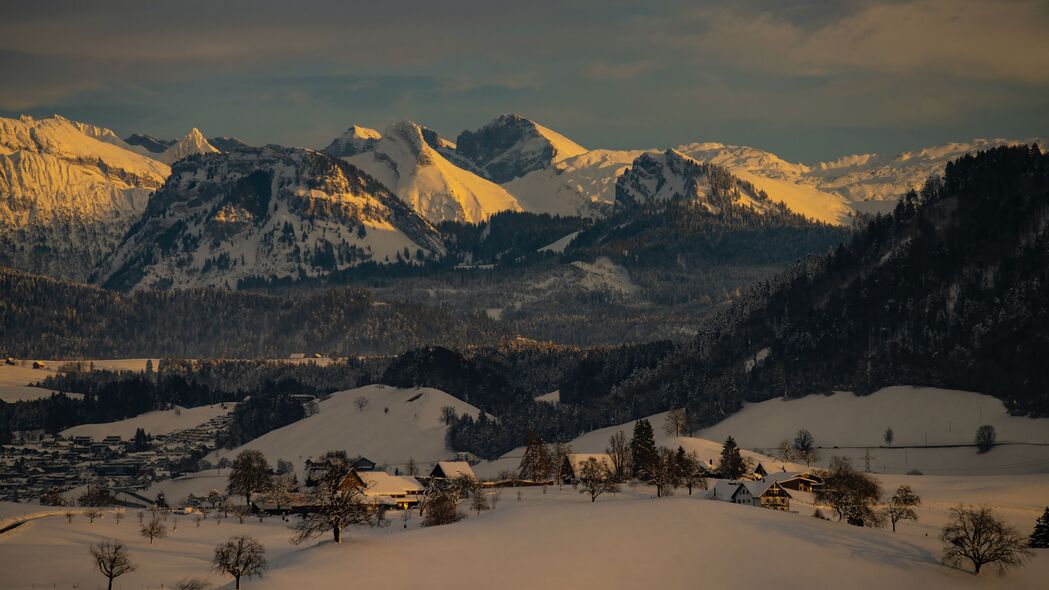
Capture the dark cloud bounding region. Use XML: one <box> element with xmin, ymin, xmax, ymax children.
<box><xmin>0</xmin><ymin>0</ymin><xmax>1045</xmax><ymax>160</ymax></box>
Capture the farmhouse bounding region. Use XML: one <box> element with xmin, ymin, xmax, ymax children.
<box><xmin>430</xmin><ymin>461</ymin><xmax>476</xmax><ymax>480</ymax></box>
<box><xmin>710</xmin><ymin>480</ymin><xmax>793</xmax><ymax>511</ymax></box>
<box><xmin>559</xmin><ymin>453</ymin><xmax>615</xmax><ymax>484</ymax></box>
<box><xmin>764</xmin><ymin>470</ymin><xmax>823</xmax><ymax>492</ymax></box>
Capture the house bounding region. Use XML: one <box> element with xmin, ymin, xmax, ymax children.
<box><xmin>753</xmin><ymin>463</ymin><xmax>769</xmax><ymax>478</ymax></box>
<box><xmin>350</xmin><ymin>456</ymin><xmax>376</xmax><ymax>471</ymax></box>
<box><xmin>559</xmin><ymin>453</ymin><xmax>615</xmax><ymax>484</ymax></box>
<box><xmin>430</xmin><ymin>461</ymin><xmax>476</xmax><ymax>480</ymax></box>
<box><xmin>352</xmin><ymin>471</ymin><xmax>424</xmax><ymax>509</ymax></box>
<box><xmin>710</xmin><ymin>480</ymin><xmax>792</xmax><ymax>511</ymax></box>
<box><xmin>32</xmin><ymin>361</ymin><xmax>46</xmax><ymax>369</ymax></box>
<box><xmin>764</xmin><ymin>471</ymin><xmax>823</xmax><ymax>493</ymax></box>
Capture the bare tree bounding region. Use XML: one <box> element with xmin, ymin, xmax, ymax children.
<box><xmin>141</xmin><ymin>516</ymin><xmax>167</xmax><ymax>544</ymax></box>
<box><xmin>213</xmin><ymin>536</ymin><xmax>268</xmax><ymax>589</ymax></box>
<box><xmin>489</xmin><ymin>490</ymin><xmax>501</xmax><ymax>510</ymax></box>
<box><xmin>578</xmin><ymin>458</ymin><xmax>619</xmax><ymax>502</ymax></box>
<box><xmin>471</xmin><ymin>490</ymin><xmax>490</xmax><ymax>515</ymax></box>
<box><xmin>649</xmin><ymin>447</ymin><xmax>683</xmax><ymax>498</ymax></box>
<box><xmin>884</xmin><ymin>427</ymin><xmax>894</xmax><ymax>447</ymax></box>
<box><xmin>353</xmin><ymin>396</ymin><xmax>369</xmax><ymax>412</ymax></box>
<box><xmin>518</xmin><ymin>432</ymin><xmax>551</xmax><ymax>482</ymax></box>
<box><xmin>113</xmin><ymin>511</ymin><xmax>125</xmax><ymax>525</ymax></box>
<box><xmin>792</xmin><ymin>429</ymin><xmax>819</xmax><ymax>466</ymax></box>
<box><xmin>90</xmin><ymin>540</ymin><xmax>137</xmax><ymax>590</ymax></box>
<box><xmin>405</xmin><ymin>457</ymin><xmax>419</xmax><ymax>476</ymax></box>
<box><xmin>678</xmin><ymin>452</ymin><xmax>709</xmax><ymax>496</ymax></box>
<box><xmin>292</xmin><ymin>457</ymin><xmax>369</xmax><ymax>544</ymax></box>
<box><xmin>775</xmin><ymin>439</ymin><xmax>796</xmax><ymax>463</ymax></box>
<box><xmin>975</xmin><ymin>425</ymin><xmax>997</xmax><ymax>454</ymax></box>
<box><xmin>227</xmin><ymin>450</ymin><xmax>273</xmax><ymax>506</ymax></box>
<box><xmin>548</xmin><ymin>441</ymin><xmax>572</xmax><ymax>487</ymax></box>
<box><xmin>941</xmin><ymin>506</ymin><xmax>1032</xmax><ymax>575</ymax></box>
<box><xmin>815</xmin><ymin>457</ymin><xmax>883</xmax><ymax>526</ymax></box>
<box><xmin>884</xmin><ymin>485</ymin><xmax>921</xmax><ymax>532</ymax></box>
<box><xmin>64</xmin><ymin>511</ymin><xmax>75</xmax><ymax>524</ymax></box>
<box><xmin>605</xmin><ymin>430</ymin><xmax>631</xmax><ymax>482</ymax></box>
<box><xmin>84</xmin><ymin>508</ymin><xmax>103</xmax><ymax>524</ymax></box>
<box><xmin>267</xmin><ymin>473</ymin><xmax>296</xmax><ymax>511</ymax></box>
<box><xmin>176</xmin><ymin>578</ymin><xmax>212</xmax><ymax>590</ymax></box>
<box><xmin>663</xmin><ymin>409</ymin><xmax>688</xmax><ymax>437</ymax></box>
<box><xmin>420</xmin><ymin>480</ymin><xmax>462</xmax><ymax>527</ymax></box>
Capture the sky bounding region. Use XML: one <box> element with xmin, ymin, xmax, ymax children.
<box><xmin>1</xmin><ymin>0</ymin><xmax>1047</xmax><ymax>162</ymax></box>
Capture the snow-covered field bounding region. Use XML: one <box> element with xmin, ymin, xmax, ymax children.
<box><xmin>698</xmin><ymin>386</ymin><xmax>1049</xmax><ymax>475</ymax></box>
<box><xmin>61</xmin><ymin>403</ymin><xmax>231</xmax><ymax>440</ymax></box>
<box><xmin>210</xmin><ymin>385</ymin><xmax>481</xmax><ymax>476</ymax></box>
<box><xmin>0</xmin><ymin>363</ymin><xmax>59</xmax><ymax>402</ymax></box>
<box><xmin>2</xmin><ymin>478</ymin><xmax>1046</xmax><ymax>590</ymax></box>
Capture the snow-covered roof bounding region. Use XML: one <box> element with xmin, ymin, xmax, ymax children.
<box><xmin>359</xmin><ymin>471</ymin><xmax>423</xmax><ymax>497</ymax></box>
<box><xmin>763</xmin><ymin>471</ymin><xmax>821</xmax><ymax>484</ymax></box>
<box><xmin>432</xmin><ymin>461</ymin><xmax>476</xmax><ymax>480</ymax></box>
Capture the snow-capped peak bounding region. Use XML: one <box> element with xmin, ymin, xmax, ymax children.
<box><xmin>155</xmin><ymin>128</ymin><xmax>219</xmax><ymax>164</ymax></box>
<box><xmin>453</xmin><ymin>114</ymin><xmax>588</xmax><ymax>183</ymax></box>
<box><xmin>321</xmin><ymin>124</ymin><xmax>382</xmax><ymax>157</ymax></box>
<box><xmin>346</xmin><ymin>120</ymin><xmax>522</xmax><ymax>224</ymax></box>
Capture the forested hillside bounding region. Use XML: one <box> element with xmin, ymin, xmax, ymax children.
<box><xmin>0</xmin><ymin>267</ymin><xmax>504</xmax><ymax>357</ymax></box>
<box><xmin>612</xmin><ymin>145</ymin><xmax>1049</xmax><ymax>424</ymax></box>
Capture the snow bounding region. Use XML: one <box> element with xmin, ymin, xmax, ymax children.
<box><xmin>532</xmin><ymin>121</ymin><xmax>588</xmax><ymax>163</ymax></box>
<box><xmin>0</xmin><ymin>363</ymin><xmax>61</xmax><ymax>402</ymax></box>
<box><xmin>154</xmin><ymin>128</ymin><xmax>219</xmax><ymax>164</ymax></box>
<box><xmin>211</xmin><ymin>385</ymin><xmax>482</xmax><ymax>476</ymax></box>
<box><xmin>537</xmin><ymin>230</ymin><xmax>580</xmax><ymax>253</ymax></box>
<box><xmin>347</xmin><ymin>121</ymin><xmax>523</xmax><ymax>224</ymax></box>
<box><xmin>535</xmin><ymin>390</ymin><xmax>560</xmax><ymax>404</ymax></box>
<box><xmin>502</xmin><ymin>149</ymin><xmax>648</xmax><ymax>217</ymax></box>
<box><xmin>8</xmin><ymin>479</ymin><xmax>1046</xmax><ymax>590</ymax></box>
<box><xmin>321</xmin><ymin>124</ymin><xmax>381</xmax><ymax>157</ymax></box>
<box><xmin>568</xmin><ymin>257</ymin><xmax>640</xmax><ymax>298</ymax></box>
<box><xmin>61</xmin><ymin>403</ymin><xmax>231</xmax><ymax>440</ymax></box>
<box><xmin>698</xmin><ymin>386</ymin><xmax>1049</xmax><ymax>475</ymax></box>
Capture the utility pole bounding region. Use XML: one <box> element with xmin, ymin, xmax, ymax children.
<box><xmin>863</xmin><ymin>448</ymin><xmax>876</xmax><ymax>473</ymax></box>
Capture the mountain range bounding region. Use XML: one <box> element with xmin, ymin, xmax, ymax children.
<box><xmin>0</xmin><ymin>112</ymin><xmax>1042</xmax><ymax>290</ymax></box>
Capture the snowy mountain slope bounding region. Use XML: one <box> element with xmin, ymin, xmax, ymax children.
<box><xmin>124</xmin><ymin>133</ymin><xmax>174</xmax><ymax>153</ymax></box>
<box><xmin>95</xmin><ymin>145</ymin><xmax>445</xmax><ymax>290</ymax></box>
<box><xmin>0</xmin><ymin>115</ymin><xmax>171</xmax><ymax>280</ymax></box>
<box><xmin>453</xmin><ymin>114</ymin><xmax>588</xmax><ymax>183</ymax></box>
<box><xmin>60</xmin><ymin>403</ymin><xmax>230</xmax><ymax>440</ymax></box>
<box><xmin>321</xmin><ymin>125</ymin><xmax>382</xmax><ymax>158</ymax></box>
<box><xmin>153</xmin><ymin>128</ymin><xmax>219</xmax><ymax>164</ymax></box>
<box><xmin>346</xmin><ymin>121</ymin><xmax>522</xmax><ymax>224</ymax></box>
<box><xmin>212</xmin><ymin>385</ymin><xmax>482</xmax><ymax>474</ymax></box>
<box><xmin>615</xmin><ymin>149</ymin><xmax>777</xmax><ymax>214</ymax></box>
<box><xmin>503</xmin><ymin>149</ymin><xmax>650</xmax><ymax>217</ymax></box>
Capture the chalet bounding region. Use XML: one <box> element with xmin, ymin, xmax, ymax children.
<box><xmin>352</xmin><ymin>471</ymin><xmax>424</xmax><ymax>509</ymax></box>
<box><xmin>430</xmin><ymin>461</ymin><xmax>476</xmax><ymax>480</ymax></box>
<box><xmin>559</xmin><ymin>453</ymin><xmax>615</xmax><ymax>484</ymax></box>
<box><xmin>753</xmin><ymin>463</ymin><xmax>769</xmax><ymax>478</ymax></box>
<box><xmin>710</xmin><ymin>480</ymin><xmax>792</xmax><ymax>511</ymax></box>
<box><xmin>764</xmin><ymin>471</ymin><xmax>823</xmax><ymax>493</ymax></box>
<box><xmin>32</xmin><ymin>361</ymin><xmax>46</xmax><ymax>369</ymax></box>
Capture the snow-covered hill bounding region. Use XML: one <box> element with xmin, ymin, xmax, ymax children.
<box><xmin>504</xmin><ymin>149</ymin><xmax>649</xmax><ymax>217</ymax></box>
<box><xmin>346</xmin><ymin>121</ymin><xmax>523</xmax><ymax>224</ymax></box>
<box><xmin>0</xmin><ymin>115</ymin><xmax>170</xmax><ymax>280</ymax></box>
<box><xmin>452</xmin><ymin>114</ymin><xmax>588</xmax><ymax>183</ymax></box>
<box><xmin>211</xmin><ymin>385</ymin><xmax>481</xmax><ymax>474</ymax></box>
<box><xmin>95</xmin><ymin>145</ymin><xmax>444</xmax><ymax>290</ymax></box>
<box><xmin>60</xmin><ymin>403</ymin><xmax>230</xmax><ymax>440</ymax></box>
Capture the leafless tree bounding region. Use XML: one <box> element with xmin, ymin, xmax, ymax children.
<box><xmin>64</xmin><ymin>511</ymin><xmax>75</xmax><ymax>524</ymax></box>
<box><xmin>792</xmin><ymin>429</ymin><xmax>819</xmax><ymax>466</ymax></box>
<box><xmin>649</xmin><ymin>447</ymin><xmax>683</xmax><ymax>498</ymax></box>
<box><xmin>578</xmin><ymin>458</ymin><xmax>619</xmax><ymax>502</ymax></box>
<box><xmin>489</xmin><ymin>490</ymin><xmax>501</xmax><ymax>510</ymax></box>
<box><xmin>353</xmin><ymin>396</ymin><xmax>369</xmax><ymax>412</ymax></box>
<box><xmin>471</xmin><ymin>490</ymin><xmax>490</xmax><ymax>514</ymax></box>
<box><xmin>548</xmin><ymin>441</ymin><xmax>572</xmax><ymax>487</ymax></box>
<box><xmin>421</xmin><ymin>481</ymin><xmax>462</xmax><ymax>527</ymax></box>
<box><xmin>291</xmin><ymin>458</ymin><xmax>369</xmax><ymax>544</ymax></box>
<box><xmin>440</xmin><ymin>405</ymin><xmax>458</xmax><ymax>425</ymax></box>
<box><xmin>267</xmin><ymin>473</ymin><xmax>296</xmax><ymax>511</ymax></box>
<box><xmin>815</xmin><ymin>457</ymin><xmax>882</xmax><ymax>526</ymax></box>
<box><xmin>232</xmin><ymin>505</ymin><xmax>251</xmax><ymax>524</ymax></box>
<box><xmin>176</xmin><ymin>578</ymin><xmax>212</xmax><ymax>590</ymax></box>
<box><xmin>605</xmin><ymin>430</ymin><xmax>631</xmax><ymax>482</ymax></box>
<box><xmin>90</xmin><ymin>540</ymin><xmax>137</xmax><ymax>590</ymax></box>
<box><xmin>663</xmin><ymin>409</ymin><xmax>687</xmax><ymax>437</ymax></box>
<box><xmin>775</xmin><ymin>439</ymin><xmax>796</xmax><ymax>463</ymax></box>
<box><xmin>84</xmin><ymin>508</ymin><xmax>103</xmax><ymax>524</ymax></box>
<box><xmin>141</xmin><ymin>515</ymin><xmax>167</xmax><ymax>544</ymax></box>
<box><xmin>213</xmin><ymin>535</ymin><xmax>268</xmax><ymax>589</ymax></box>
<box><xmin>405</xmin><ymin>457</ymin><xmax>419</xmax><ymax>476</ymax></box>
<box><xmin>113</xmin><ymin>511</ymin><xmax>125</xmax><ymax>525</ymax></box>
<box><xmin>941</xmin><ymin>506</ymin><xmax>1032</xmax><ymax>575</ymax></box>
<box><xmin>678</xmin><ymin>452</ymin><xmax>709</xmax><ymax>495</ymax></box>
<box><xmin>227</xmin><ymin>450</ymin><xmax>273</xmax><ymax>506</ymax></box>
<box><xmin>884</xmin><ymin>485</ymin><xmax>921</xmax><ymax>532</ymax></box>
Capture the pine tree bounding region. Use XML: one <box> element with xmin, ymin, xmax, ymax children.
<box><xmin>718</xmin><ymin>436</ymin><xmax>747</xmax><ymax>479</ymax></box>
<box><xmin>518</xmin><ymin>432</ymin><xmax>551</xmax><ymax>482</ymax></box>
<box><xmin>1031</xmin><ymin>507</ymin><xmax>1049</xmax><ymax>548</ymax></box>
<box><xmin>629</xmin><ymin>419</ymin><xmax>657</xmax><ymax>479</ymax></box>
